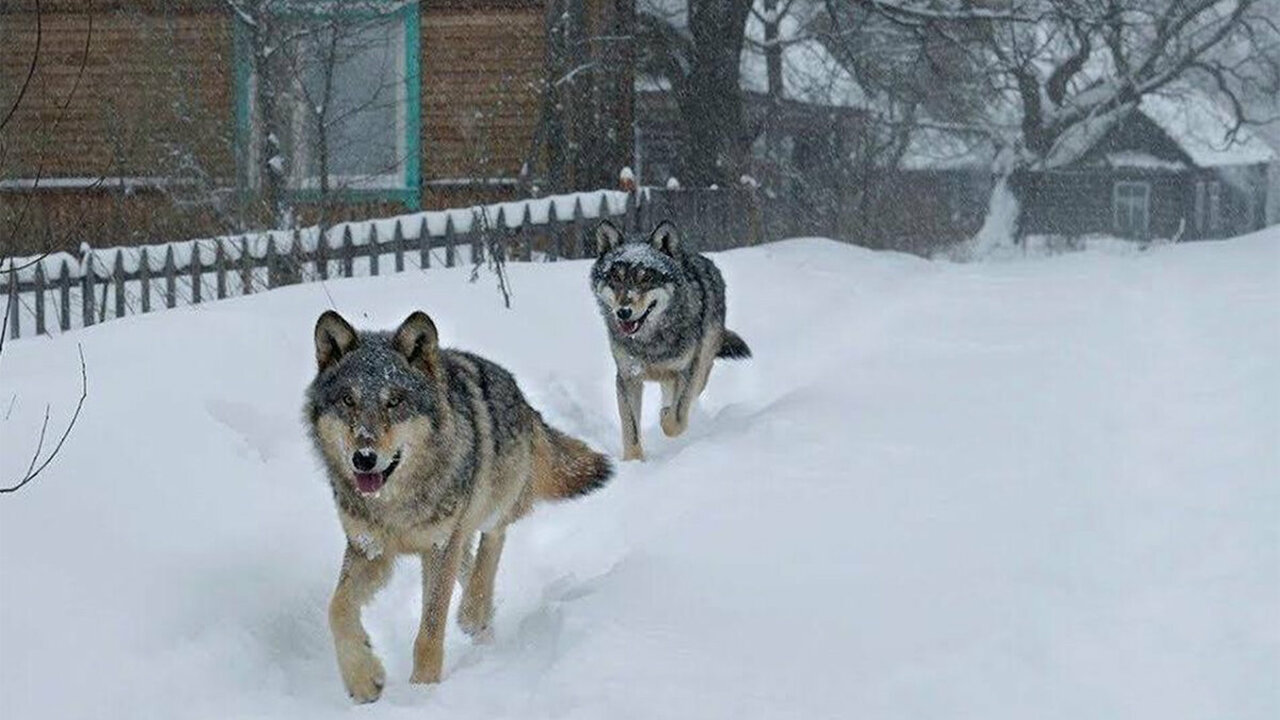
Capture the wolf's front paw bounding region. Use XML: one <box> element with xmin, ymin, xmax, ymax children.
<box><xmin>409</xmin><ymin>662</ymin><xmax>442</xmax><ymax>685</ymax></box>
<box><xmin>338</xmin><ymin>647</ymin><xmax>385</xmax><ymax>703</ymax></box>
<box><xmin>622</xmin><ymin>445</ymin><xmax>645</xmax><ymax>461</ymax></box>
<box><xmin>458</xmin><ymin>602</ymin><xmax>494</xmax><ymax>643</ymax></box>
<box><xmin>660</xmin><ymin>408</ymin><xmax>686</xmax><ymax>437</ymax></box>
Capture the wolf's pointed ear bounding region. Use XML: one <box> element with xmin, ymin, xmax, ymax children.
<box><xmin>315</xmin><ymin>311</ymin><xmax>358</xmax><ymax>372</ymax></box>
<box><xmin>648</xmin><ymin>220</ymin><xmax>680</xmax><ymax>255</ymax></box>
<box><xmin>392</xmin><ymin>311</ymin><xmax>440</xmax><ymax>375</ymax></box>
<box><xmin>595</xmin><ymin>220</ymin><xmax>623</xmax><ymax>257</ymax></box>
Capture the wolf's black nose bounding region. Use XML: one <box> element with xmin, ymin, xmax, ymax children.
<box><xmin>616</xmin><ymin>307</ymin><xmax>633</xmax><ymax>321</ymax></box>
<box><xmin>352</xmin><ymin>449</ymin><xmax>378</xmax><ymax>472</ymax></box>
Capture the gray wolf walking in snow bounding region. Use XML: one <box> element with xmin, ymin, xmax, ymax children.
<box><xmin>590</xmin><ymin>220</ymin><xmax>751</xmax><ymax>461</ymax></box>
<box><xmin>305</xmin><ymin>310</ymin><xmax>612</xmax><ymax>702</ymax></box>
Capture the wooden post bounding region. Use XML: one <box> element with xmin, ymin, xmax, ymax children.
<box><xmin>316</xmin><ymin>228</ymin><xmax>330</xmax><ymax>280</ymax></box>
<box><xmin>292</xmin><ymin>228</ymin><xmax>305</xmax><ymax>282</ymax></box>
<box><xmin>624</xmin><ymin>191</ymin><xmax>638</xmax><ymax>233</ymax></box>
<box><xmin>58</xmin><ymin>259</ymin><xmax>71</xmax><ymax>331</ymax></box>
<box><xmin>266</xmin><ymin>234</ymin><xmax>279</xmax><ymax>289</ymax></box>
<box><xmin>598</xmin><ymin>193</ymin><xmax>611</xmax><ymax>226</ymax></box>
<box><xmin>491</xmin><ymin>206</ymin><xmax>506</xmax><ymax>264</ymax></box>
<box><xmin>139</xmin><ymin>248</ymin><xmax>152</xmax><ymax>313</ymax></box>
<box><xmin>113</xmin><ymin>251</ymin><xmax>125</xmax><ymax>319</ymax></box>
<box><xmin>418</xmin><ymin>216</ymin><xmax>431</xmax><ymax>269</ymax></box>
<box><xmin>393</xmin><ymin>220</ymin><xmax>405</xmax><ymax>273</ymax></box>
<box><xmin>81</xmin><ymin>246</ymin><xmax>95</xmax><ymax>328</ymax></box>
<box><xmin>472</xmin><ymin>209</ymin><xmax>487</xmax><ymax>265</ymax></box>
<box><xmin>444</xmin><ymin>214</ymin><xmax>456</xmax><ymax>268</ymax></box>
<box><xmin>571</xmin><ymin>197</ymin><xmax>585</xmax><ymax>259</ymax></box>
<box><xmin>518</xmin><ymin>204</ymin><xmax>533</xmax><ymax>260</ymax></box>
<box><xmin>368</xmin><ymin>222</ymin><xmax>380</xmax><ymax>277</ymax></box>
<box><xmin>190</xmin><ymin>243</ymin><xmax>203</xmax><ymax>304</ymax></box>
<box><xmin>7</xmin><ymin>265</ymin><xmax>19</xmax><ymax>340</ymax></box>
<box><xmin>240</xmin><ymin>236</ymin><xmax>254</xmax><ymax>295</ymax></box>
<box><xmin>33</xmin><ymin>260</ymin><xmax>46</xmax><ymax>336</ymax></box>
<box><xmin>164</xmin><ymin>246</ymin><xmax>177</xmax><ymax>309</ymax></box>
<box><xmin>548</xmin><ymin>202</ymin><xmax>560</xmax><ymax>261</ymax></box>
<box><xmin>214</xmin><ymin>241</ymin><xmax>227</xmax><ymax>299</ymax></box>
<box><xmin>341</xmin><ymin>225</ymin><xmax>354</xmax><ymax>278</ymax></box>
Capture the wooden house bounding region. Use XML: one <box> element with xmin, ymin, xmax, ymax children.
<box><xmin>901</xmin><ymin>92</ymin><xmax>1274</xmax><ymax>245</ymax></box>
<box><xmin>0</xmin><ymin>0</ymin><xmax>630</xmax><ymax>256</ymax></box>
<box><xmin>1017</xmin><ymin>93</ymin><xmax>1273</xmax><ymax>241</ymax></box>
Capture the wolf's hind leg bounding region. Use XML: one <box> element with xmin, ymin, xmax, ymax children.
<box><xmin>412</xmin><ymin>532</ymin><xmax>467</xmax><ymax>684</ymax></box>
<box><xmin>616</xmin><ymin>372</ymin><xmax>645</xmax><ymax>460</ymax></box>
<box><xmin>458</xmin><ymin>528</ymin><xmax>506</xmax><ymax>641</ymax></box>
<box><xmin>664</xmin><ymin>335</ymin><xmax>720</xmax><ymax>436</ymax></box>
<box><xmin>330</xmin><ymin>546</ymin><xmax>394</xmax><ymax>703</ymax></box>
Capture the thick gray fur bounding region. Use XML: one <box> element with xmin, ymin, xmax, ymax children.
<box><xmin>306</xmin><ymin>333</ymin><xmax>529</xmax><ymax>525</ymax></box>
<box><xmin>589</xmin><ymin>220</ymin><xmax>751</xmax><ymax>459</ymax></box>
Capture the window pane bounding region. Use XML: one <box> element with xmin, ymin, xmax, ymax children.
<box><xmin>271</xmin><ymin>13</ymin><xmax>406</xmax><ymax>190</ymax></box>
<box><xmin>328</xmin><ymin>20</ymin><xmax>404</xmax><ymax>184</ymax></box>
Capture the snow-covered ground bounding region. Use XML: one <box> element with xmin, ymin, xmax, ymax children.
<box><xmin>1</xmin><ymin>231</ymin><xmax>1277</xmax><ymax>719</ymax></box>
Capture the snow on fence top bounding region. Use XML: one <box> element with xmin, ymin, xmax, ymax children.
<box><xmin>2</xmin><ymin>189</ymin><xmax>637</xmax><ymax>340</ymax></box>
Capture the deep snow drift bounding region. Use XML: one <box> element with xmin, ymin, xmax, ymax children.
<box><xmin>2</xmin><ymin>233</ymin><xmax>1277</xmax><ymax>719</ymax></box>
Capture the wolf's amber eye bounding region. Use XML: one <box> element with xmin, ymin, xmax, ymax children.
<box><xmin>342</xmin><ymin>393</ymin><xmax>355</xmax><ymax>407</ymax></box>
<box><xmin>636</xmin><ymin>269</ymin><xmax>650</xmax><ymax>283</ymax></box>
<box><xmin>386</xmin><ymin>396</ymin><xmax>402</xmax><ymax>409</ymax></box>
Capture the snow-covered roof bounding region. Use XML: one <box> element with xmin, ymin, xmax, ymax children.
<box><xmin>1102</xmin><ymin>151</ymin><xmax>1187</xmax><ymax>171</ymax></box>
<box><xmin>899</xmin><ymin>127</ymin><xmax>996</xmax><ymax>171</ymax></box>
<box><xmin>902</xmin><ymin>89</ymin><xmax>1275</xmax><ymax>172</ymax></box>
<box><xmin>1139</xmin><ymin>92</ymin><xmax>1276</xmax><ymax>167</ymax></box>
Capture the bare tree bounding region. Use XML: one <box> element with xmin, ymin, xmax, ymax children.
<box><xmin>848</xmin><ymin>0</ymin><xmax>1272</xmax><ymax>251</ymax></box>
<box><xmin>638</xmin><ymin>0</ymin><xmax>755</xmax><ymax>186</ymax></box>
<box><xmin>523</xmin><ymin>0</ymin><xmax>635</xmax><ymax>194</ymax></box>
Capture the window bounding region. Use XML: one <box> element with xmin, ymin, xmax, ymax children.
<box><xmin>1113</xmin><ymin>181</ymin><xmax>1150</xmax><ymax>238</ymax></box>
<box><xmin>235</xmin><ymin>2</ymin><xmax>420</xmax><ymax>207</ymax></box>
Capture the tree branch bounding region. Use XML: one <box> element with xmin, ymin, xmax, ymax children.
<box><xmin>0</xmin><ymin>0</ymin><xmax>40</xmax><ymax>135</ymax></box>
<box><xmin>0</xmin><ymin>344</ymin><xmax>87</xmax><ymax>495</ymax></box>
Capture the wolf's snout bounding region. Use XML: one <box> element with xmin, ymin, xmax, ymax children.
<box><xmin>352</xmin><ymin>449</ymin><xmax>378</xmax><ymax>472</ymax></box>
<box><xmin>615</xmin><ymin>307</ymin><xmax>633</xmax><ymax>321</ymax></box>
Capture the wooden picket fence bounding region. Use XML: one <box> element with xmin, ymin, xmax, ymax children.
<box><xmin>2</xmin><ymin>186</ymin><xmax>771</xmax><ymax>341</ymax></box>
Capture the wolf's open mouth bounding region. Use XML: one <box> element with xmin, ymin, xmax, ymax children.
<box><xmin>354</xmin><ymin>450</ymin><xmax>401</xmax><ymax>495</ymax></box>
<box><xmin>618</xmin><ymin>301</ymin><xmax>657</xmax><ymax>336</ymax></box>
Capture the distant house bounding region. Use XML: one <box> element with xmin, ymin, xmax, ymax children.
<box><xmin>0</xmin><ymin>0</ymin><xmax>627</xmax><ymax>256</ymax></box>
<box><xmin>1020</xmin><ymin>93</ymin><xmax>1273</xmax><ymax>241</ymax></box>
<box><xmin>903</xmin><ymin>92</ymin><xmax>1275</xmax><ymax>244</ymax></box>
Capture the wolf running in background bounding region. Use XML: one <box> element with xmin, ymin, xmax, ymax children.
<box><xmin>305</xmin><ymin>310</ymin><xmax>612</xmax><ymax>703</ymax></box>
<box><xmin>590</xmin><ymin>220</ymin><xmax>751</xmax><ymax>460</ymax></box>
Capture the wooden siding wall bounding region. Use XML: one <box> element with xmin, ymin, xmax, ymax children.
<box><xmin>421</xmin><ymin>5</ymin><xmax>545</xmax><ymax>195</ymax></box>
<box><xmin>1</xmin><ymin>1</ymin><xmax>552</xmax><ymax>257</ymax></box>
<box><xmin>1</xmin><ymin>3</ymin><xmax>235</xmax><ymax>256</ymax></box>
<box><xmin>1017</xmin><ymin>172</ymin><xmax>1193</xmax><ymax>238</ymax></box>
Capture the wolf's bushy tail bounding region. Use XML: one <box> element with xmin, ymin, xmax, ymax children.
<box><xmin>533</xmin><ymin>425</ymin><xmax>613</xmax><ymax>501</ymax></box>
<box><xmin>717</xmin><ymin>329</ymin><xmax>752</xmax><ymax>360</ymax></box>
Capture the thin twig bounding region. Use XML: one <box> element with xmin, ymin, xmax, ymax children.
<box><xmin>1</xmin><ymin>344</ymin><xmax>87</xmax><ymax>495</ymax></box>
<box><xmin>0</xmin><ymin>0</ymin><xmax>41</xmax><ymax>134</ymax></box>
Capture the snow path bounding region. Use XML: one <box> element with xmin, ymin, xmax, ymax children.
<box><xmin>1</xmin><ymin>234</ymin><xmax>1276</xmax><ymax>719</ymax></box>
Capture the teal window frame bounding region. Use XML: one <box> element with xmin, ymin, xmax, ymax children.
<box><xmin>233</xmin><ymin>1</ymin><xmax>421</xmax><ymax>210</ymax></box>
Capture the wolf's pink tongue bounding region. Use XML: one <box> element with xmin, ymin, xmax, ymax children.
<box><xmin>355</xmin><ymin>472</ymin><xmax>385</xmax><ymax>494</ymax></box>
<box><xmin>621</xmin><ymin>320</ymin><xmax>639</xmax><ymax>334</ymax></box>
